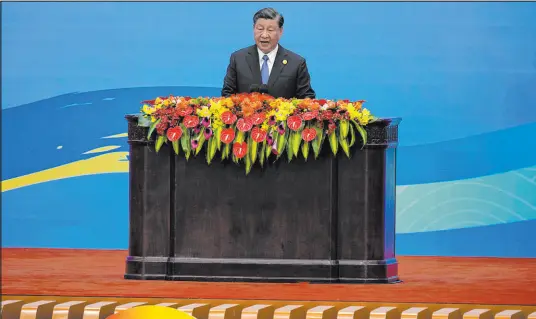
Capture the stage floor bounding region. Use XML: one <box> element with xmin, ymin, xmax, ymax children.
<box><xmin>2</xmin><ymin>248</ymin><xmax>536</xmax><ymax>305</ymax></box>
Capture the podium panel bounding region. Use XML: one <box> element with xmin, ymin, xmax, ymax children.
<box><xmin>125</xmin><ymin>114</ymin><xmax>401</xmax><ymax>283</ymax></box>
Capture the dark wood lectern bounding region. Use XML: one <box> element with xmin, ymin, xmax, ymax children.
<box><xmin>124</xmin><ymin>114</ymin><xmax>401</xmax><ymax>283</ymax></box>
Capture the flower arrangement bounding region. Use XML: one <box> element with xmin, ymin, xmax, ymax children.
<box><xmin>137</xmin><ymin>93</ymin><xmax>375</xmax><ymax>174</ymax></box>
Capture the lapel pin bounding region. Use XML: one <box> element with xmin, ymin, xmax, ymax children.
<box><xmin>282</xmin><ymin>59</ymin><xmax>288</xmax><ymax>65</ymax></box>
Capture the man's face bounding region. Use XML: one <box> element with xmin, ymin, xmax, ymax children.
<box><xmin>254</xmin><ymin>18</ymin><xmax>283</xmax><ymax>54</ymax></box>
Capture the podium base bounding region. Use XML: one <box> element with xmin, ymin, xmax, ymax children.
<box><xmin>124</xmin><ymin>256</ymin><xmax>399</xmax><ymax>283</ymax></box>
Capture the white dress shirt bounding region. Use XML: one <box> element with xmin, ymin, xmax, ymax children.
<box><xmin>257</xmin><ymin>45</ymin><xmax>278</xmax><ymax>75</ymax></box>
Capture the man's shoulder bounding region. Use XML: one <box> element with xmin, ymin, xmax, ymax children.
<box><xmin>281</xmin><ymin>47</ymin><xmax>304</xmax><ymax>60</ymax></box>
<box><xmin>281</xmin><ymin>47</ymin><xmax>306</xmax><ymax>63</ymax></box>
<box><xmin>230</xmin><ymin>45</ymin><xmax>255</xmax><ymax>57</ymax></box>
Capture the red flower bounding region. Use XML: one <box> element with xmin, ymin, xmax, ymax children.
<box><xmin>233</xmin><ymin>142</ymin><xmax>248</xmax><ymax>159</ymax></box>
<box><xmin>221</xmin><ymin>111</ymin><xmax>237</xmax><ymax>125</ymax></box>
<box><xmin>301</xmin><ymin>111</ymin><xmax>318</xmax><ymax>121</ymax></box>
<box><xmin>177</xmin><ymin>106</ymin><xmax>193</xmax><ymax>117</ymax></box>
<box><xmin>322</xmin><ymin>110</ymin><xmax>334</xmax><ymax>120</ymax></box>
<box><xmin>183</xmin><ymin>115</ymin><xmax>199</xmax><ymax>128</ymax></box>
<box><xmin>286</xmin><ymin>115</ymin><xmax>303</xmax><ymax>131</ymax></box>
<box><xmin>301</xmin><ymin>128</ymin><xmax>317</xmax><ymax>142</ymax></box>
<box><xmin>236</xmin><ymin>118</ymin><xmax>253</xmax><ymax>132</ymax></box>
<box><xmin>220</xmin><ymin>128</ymin><xmax>236</xmax><ymax>144</ymax></box>
<box><xmin>156</xmin><ymin>121</ymin><xmax>168</xmax><ymax>135</ymax></box>
<box><xmin>317</xmin><ymin>99</ymin><xmax>327</xmax><ymax>106</ymax></box>
<box><xmin>251</xmin><ymin>127</ymin><xmax>267</xmax><ymax>143</ymax></box>
<box><xmin>166</xmin><ymin>126</ymin><xmax>183</xmax><ymax>142</ymax></box>
<box><xmin>250</xmin><ymin>112</ymin><xmax>266</xmax><ymax>125</ymax></box>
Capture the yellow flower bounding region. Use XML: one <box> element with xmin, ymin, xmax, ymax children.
<box><xmin>222</xmin><ymin>98</ymin><xmax>234</xmax><ymax>108</ymax></box>
<box><xmin>347</xmin><ymin>103</ymin><xmax>359</xmax><ymax>120</ymax></box>
<box><xmin>339</xmin><ymin>102</ymin><xmax>350</xmax><ymax>110</ymax></box>
<box><xmin>212</xmin><ymin>119</ymin><xmax>224</xmax><ymax>130</ymax></box>
<box><xmin>208</xmin><ymin>100</ymin><xmax>229</xmax><ymax>125</ymax></box>
<box><xmin>355</xmin><ymin>108</ymin><xmax>373</xmax><ymax>125</ymax></box>
<box><xmin>142</xmin><ymin>104</ymin><xmax>156</xmax><ymax>115</ymax></box>
<box><xmin>261</xmin><ymin>122</ymin><xmax>269</xmax><ymax>131</ymax></box>
<box><xmin>272</xmin><ymin>101</ymin><xmax>295</xmax><ymax>121</ymax></box>
<box><xmin>151</xmin><ymin>116</ymin><xmax>157</xmax><ymax>123</ymax></box>
<box><xmin>197</xmin><ymin>106</ymin><xmax>211</xmax><ymax>118</ymax></box>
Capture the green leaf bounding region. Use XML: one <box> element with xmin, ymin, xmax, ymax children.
<box><xmin>259</xmin><ymin>141</ymin><xmax>266</xmax><ymax>167</ymax></box>
<box><xmin>215</xmin><ymin>127</ymin><xmax>222</xmax><ymax>151</ymax></box>
<box><xmin>286</xmin><ymin>136</ymin><xmax>293</xmax><ymax>162</ymax></box>
<box><xmin>266</xmin><ymin>138</ymin><xmax>272</xmax><ymax>159</ymax></box>
<box><xmin>172</xmin><ymin>140</ymin><xmax>180</xmax><ymax>155</ymax></box>
<box><xmin>206</xmin><ymin>137</ymin><xmax>212</xmax><ymax>164</ymax></box>
<box><xmin>349</xmin><ymin>124</ymin><xmax>356</xmax><ymax>147</ymax></box>
<box><xmin>351</xmin><ymin>120</ymin><xmax>368</xmax><ymax>147</ymax></box>
<box><xmin>276</xmin><ymin>130</ymin><xmax>287</xmax><ymax>159</ymax></box>
<box><xmin>340</xmin><ymin>120</ymin><xmax>349</xmax><ymax>138</ymax></box>
<box><xmin>222</xmin><ymin>143</ymin><xmax>231</xmax><ymax>161</ymax></box>
<box><xmin>250</xmin><ymin>138</ymin><xmax>258</xmax><ymax>165</ymax></box>
<box><xmin>155</xmin><ymin>135</ymin><xmax>166</xmax><ymax>152</ymax></box>
<box><xmin>245</xmin><ymin>153</ymin><xmax>252</xmax><ymax>175</ymax></box>
<box><xmin>147</xmin><ymin>118</ymin><xmax>161</xmax><ymax>139</ymax></box>
<box><xmin>180</xmin><ymin>125</ymin><xmax>191</xmax><ymax>160</ymax></box>
<box><xmin>301</xmin><ymin>141</ymin><xmax>310</xmax><ymax>160</ymax></box>
<box><xmin>195</xmin><ymin>132</ymin><xmax>206</xmax><ymax>156</ymax></box>
<box><xmin>339</xmin><ymin>134</ymin><xmax>350</xmax><ymax>157</ymax></box>
<box><xmin>236</xmin><ymin>130</ymin><xmax>245</xmax><ymax>143</ymax></box>
<box><xmin>291</xmin><ymin>131</ymin><xmax>301</xmax><ymax>157</ymax></box>
<box><xmin>312</xmin><ymin>127</ymin><xmax>324</xmax><ymax>159</ymax></box>
<box><xmin>206</xmin><ymin>138</ymin><xmax>217</xmax><ymax>165</ymax></box>
<box><xmin>209</xmin><ymin>138</ymin><xmax>217</xmax><ymax>160</ymax></box>
<box><xmin>329</xmin><ymin>131</ymin><xmax>338</xmax><ymax>155</ymax></box>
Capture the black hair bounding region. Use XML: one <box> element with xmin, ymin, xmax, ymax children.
<box><xmin>253</xmin><ymin>8</ymin><xmax>284</xmax><ymax>28</ymax></box>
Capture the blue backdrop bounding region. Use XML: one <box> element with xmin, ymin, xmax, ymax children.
<box><xmin>2</xmin><ymin>2</ymin><xmax>536</xmax><ymax>257</ymax></box>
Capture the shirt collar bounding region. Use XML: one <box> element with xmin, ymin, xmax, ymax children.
<box><xmin>257</xmin><ymin>44</ymin><xmax>279</xmax><ymax>62</ymax></box>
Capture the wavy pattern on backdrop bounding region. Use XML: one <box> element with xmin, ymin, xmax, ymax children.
<box><xmin>2</xmin><ymin>87</ymin><xmax>536</xmax><ymax>256</ymax></box>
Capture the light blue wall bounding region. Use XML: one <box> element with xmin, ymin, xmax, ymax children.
<box><xmin>2</xmin><ymin>2</ymin><xmax>536</xmax><ymax>257</ymax></box>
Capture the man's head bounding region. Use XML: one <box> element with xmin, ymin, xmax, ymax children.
<box><xmin>253</xmin><ymin>8</ymin><xmax>284</xmax><ymax>54</ymax></box>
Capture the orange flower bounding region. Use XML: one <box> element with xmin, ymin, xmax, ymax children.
<box><xmin>309</xmin><ymin>102</ymin><xmax>320</xmax><ymax>111</ymax></box>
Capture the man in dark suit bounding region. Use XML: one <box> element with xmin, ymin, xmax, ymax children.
<box><xmin>221</xmin><ymin>8</ymin><xmax>316</xmax><ymax>99</ymax></box>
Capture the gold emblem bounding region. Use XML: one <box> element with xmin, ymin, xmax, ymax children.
<box><xmin>282</xmin><ymin>60</ymin><xmax>288</xmax><ymax>65</ymax></box>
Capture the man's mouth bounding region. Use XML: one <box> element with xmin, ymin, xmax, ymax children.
<box><xmin>260</xmin><ymin>41</ymin><xmax>270</xmax><ymax>45</ymax></box>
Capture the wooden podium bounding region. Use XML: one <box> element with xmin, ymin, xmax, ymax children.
<box><xmin>124</xmin><ymin>114</ymin><xmax>401</xmax><ymax>283</ymax></box>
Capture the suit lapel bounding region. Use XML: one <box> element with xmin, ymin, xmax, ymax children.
<box><xmin>246</xmin><ymin>45</ymin><xmax>262</xmax><ymax>84</ymax></box>
<box><xmin>268</xmin><ymin>46</ymin><xmax>288</xmax><ymax>87</ymax></box>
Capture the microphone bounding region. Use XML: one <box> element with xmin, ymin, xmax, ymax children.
<box><xmin>249</xmin><ymin>84</ymin><xmax>260</xmax><ymax>93</ymax></box>
<box><xmin>259</xmin><ymin>84</ymin><xmax>269</xmax><ymax>94</ymax></box>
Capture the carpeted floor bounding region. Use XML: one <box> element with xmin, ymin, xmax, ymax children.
<box><xmin>2</xmin><ymin>248</ymin><xmax>536</xmax><ymax>305</ymax></box>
